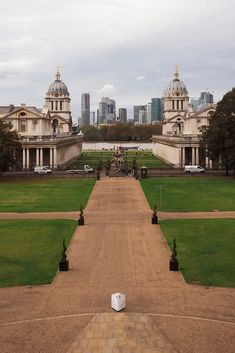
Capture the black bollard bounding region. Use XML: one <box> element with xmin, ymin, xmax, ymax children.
<box><xmin>78</xmin><ymin>213</ymin><xmax>84</xmax><ymax>226</ymax></box>
<box><xmin>59</xmin><ymin>239</ymin><xmax>69</xmax><ymax>271</ymax></box>
<box><xmin>151</xmin><ymin>212</ymin><xmax>158</xmax><ymax>224</ymax></box>
<box><xmin>169</xmin><ymin>238</ymin><xmax>179</xmax><ymax>271</ymax></box>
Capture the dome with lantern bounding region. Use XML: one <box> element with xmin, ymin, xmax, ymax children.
<box><xmin>47</xmin><ymin>68</ymin><xmax>70</xmax><ymax>97</ymax></box>
<box><xmin>164</xmin><ymin>67</ymin><xmax>188</xmax><ymax>96</ymax></box>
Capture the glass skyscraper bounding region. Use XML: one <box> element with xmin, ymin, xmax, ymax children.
<box><xmin>81</xmin><ymin>93</ymin><xmax>90</xmax><ymax>126</ymax></box>
<box><xmin>151</xmin><ymin>98</ymin><xmax>163</xmax><ymax>122</ymax></box>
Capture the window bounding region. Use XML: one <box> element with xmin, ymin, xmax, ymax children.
<box><xmin>19</xmin><ymin>119</ymin><xmax>27</xmax><ymax>132</ymax></box>
<box><xmin>60</xmin><ymin>101</ymin><xmax>63</xmax><ymax>110</ymax></box>
<box><xmin>51</xmin><ymin>101</ymin><xmax>54</xmax><ymax>110</ymax></box>
<box><xmin>55</xmin><ymin>101</ymin><xmax>58</xmax><ymax>110</ymax></box>
<box><xmin>52</xmin><ymin>119</ymin><xmax>58</xmax><ymax>133</ymax></box>
<box><xmin>18</xmin><ymin>112</ymin><xmax>26</xmax><ymax>117</ymax></box>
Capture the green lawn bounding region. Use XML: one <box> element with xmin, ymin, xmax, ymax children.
<box><xmin>0</xmin><ymin>178</ymin><xmax>96</xmax><ymax>212</ymax></box>
<box><xmin>160</xmin><ymin>219</ymin><xmax>235</xmax><ymax>287</ymax></box>
<box><xmin>140</xmin><ymin>176</ymin><xmax>235</xmax><ymax>211</ymax></box>
<box><xmin>71</xmin><ymin>151</ymin><xmax>169</xmax><ymax>169</ymax></box>
<box><xmin>0</xmin><ymin>220</ymin><xmax>77</xmax><ymax>287</ymax></box>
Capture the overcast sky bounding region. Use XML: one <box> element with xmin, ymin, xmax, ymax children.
<box><xmin>0</xmin><ymin>0</ymin><xmax>235</xmax><ymax>121</ymax></box>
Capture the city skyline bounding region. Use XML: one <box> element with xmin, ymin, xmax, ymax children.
<box><xmin>0</xmin><ymin>0</ymin><xmax>235</xmax><ymax>120</ymax></box>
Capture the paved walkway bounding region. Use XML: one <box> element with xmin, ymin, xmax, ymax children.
<box><xmin>0</xmin><ymin>178</ymin><xmax>234</xmax><ymax>353</ymax></box>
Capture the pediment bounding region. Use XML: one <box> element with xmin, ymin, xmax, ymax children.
<box><xmin>3</xmin><ymin>107</ymin><xmax>43</xmax><ymax>119</ymax></box>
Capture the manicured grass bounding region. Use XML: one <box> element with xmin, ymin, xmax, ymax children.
<box><xmin>160</xmin><ymin>219</ymin><xmax>235</xmax><ymax>287</ymax></box>
<box><xmin>0</xmin><ymin>220</ymin><xmax>77</xmax><ymax>287</ymax></box>
<box><xmin>140</xmin><ymin>176</ymin><xmax>235</xmax><ymax>211</ymax></box>
<box><xmin>71</xmin><ymin>151</ymin><xmax>169</xmax><ymax>169</ymax></box>
<box><xmin>0</xmin><ymin>178</ymin><xmax>96</xmax><ymax>212</ymax></box>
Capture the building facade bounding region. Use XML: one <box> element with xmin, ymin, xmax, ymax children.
<box><xmin>151</xmin><ymin>98</ymin><xmax>163</xmax><ymax>122</ymax></box>
<box><xmin>191</xmin><ymin>91</ymin><xmax>214</xmax><ymax>110</ymax></box>
<box><xmin>0</xmin><ymin>69</ymin><xmax>82</xmax><ymax>170</ymax></box>
<box><xmin>152</xmin><ymin>68</ymin><xmax>216</xmax><ymax>168</ymax></box>
<box><xmin>138</xmin><ymin>108</ymin><xmax>147</xmax><ymax>124</ymax></box>
<box><xmin>118</xmin><ymin>108</ymin><xmax>127</xmax><ymax>123</ymax></box>
<box><xmin>81</xmin><ymin>93</ymin><xmax>90</xmax><ymax>126</ymax></box>
<box><xmin>133</xmin><ymin>105</ymin><xmax>146</xmax><ymax>123</ymax></box>
<box><xmin>90</xmin><ymin>111</ymin><xmax>96</xmax><ymax>125</ymax></box>
<box><xmin>98</xmin><ymin>97</ymin><xmax>116</xmax><ymax>124</ymax></box>
<box><xmin>146</xmin><ymin>103</ymin><xmax>152</xmax><ymax>124</ymax></box>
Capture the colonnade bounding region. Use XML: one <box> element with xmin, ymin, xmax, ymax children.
<box><xmin>179</xmin><ymin>146</ymin><xmax>212</xmax><ymax>168</ymax></box>
<box><xmin>22</xmin><ymin>147</ymin><xmax>58</xmax><ymax>170</ymax></box>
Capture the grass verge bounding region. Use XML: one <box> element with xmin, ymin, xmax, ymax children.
<box><xmin>71</xmin><ymin>151</ymin><xmax>169</xmax><ymax>169</ymax></box>
<box><xmin>160</xmin><ymin>219</ymin><xmax>235</xmax><ymax>287</ymax></box>
<box><xmin>140</xmin><ymin>176</ymin><xmax>235</xmax><ymax>211</ymax></box>
<box><xmin>0</xmin><ymin>220</ymin><xmax>77</xmax><ymax>287</ymax></box>
<box><xmin>0</xmin><ymin>178</ymin><xmax>96</xmax><ymax>212</ymax></box>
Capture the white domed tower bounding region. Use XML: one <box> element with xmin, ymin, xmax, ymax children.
<box><xmin>162</xmin><ymin>67</ymin><xmax>189</xmax><ymax>136</ymax></box>
<box><xmin>45</xmin><ymin>68</ymin><xmax>72</xmax><ymax>134</ymax></box>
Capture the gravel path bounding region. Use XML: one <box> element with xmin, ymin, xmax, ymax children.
<box><xmin>0</xmin><ymin>178</ymin><xmax>234</xmax><ymax>353</ymax></box>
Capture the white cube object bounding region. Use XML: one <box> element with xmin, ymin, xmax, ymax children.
<box><xmin>111</xmin><ymin>293</ymin><xmax>125</xmax><ymax>311</ymax></box>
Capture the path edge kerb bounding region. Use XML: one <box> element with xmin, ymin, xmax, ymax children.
<box><xmin>2</xmin><ymin>311</ymin><xmax>235</xmax><ymax>327</ymax></box>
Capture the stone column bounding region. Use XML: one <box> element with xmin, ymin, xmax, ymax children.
<box><xmin>26</xmin><ymin>148</ymin><xmax>30</xmax><ymax>170</ymax></box>
<box><xmin>181</xmin><ymin>148</ymin><xmax>185</xmax><ymax>167</ymax></box>
<box><xmin>40</xmin><ymin>148</ymin><xmax>43</xmax><ymax>166</ymax></box>
<box><xmin>50</xmin><ymin>148</ymin><xmax>53</xmax><ymax>168</ymax></box>
<box><xmin>36</xmin><ymin>148</ymin><xmax>39</xmax><ymax>167</ymax></box>
<box><xmin>54</xmin><ymin>148</ymin><xmax>57</xmax><ymax>168</ymax></box>
<box><xmin>22</xmin><ymin>149</ymin><xmax>26</xmax><ymax>170</ymax></box>
<box><xmin>195</xmin><ymin>148</ymin><xmax>199</xmax><ymax>165</ymax></box>
<box><xmin>192</xmin><ymin>147</ymin><xmax>195</xmax><ymax>165</ymax></box>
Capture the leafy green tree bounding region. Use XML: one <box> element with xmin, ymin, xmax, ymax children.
<box><xmin>81</xmin><ymin>123</ymin><xmax>162</xmax><ymax>142</ymax></box>
<box><xmin>81</xmin><ymin>125</ymin><xmax>102</xmax><ymax>141</ymax></box>
<box><xmin>0</xmin><ymin>120</ymin><xmax>21</xmax><ymax>172</ymax></box>
<box><xmin>201</xmin><ymin>88</ymin><xmax>235</xmax><ymax>175</ymax></box>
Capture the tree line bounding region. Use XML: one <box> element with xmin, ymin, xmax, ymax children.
<box><xmin>80</xmin><ymin>123</ymin><xmax>162</xmax><ymax>141</ymax></box>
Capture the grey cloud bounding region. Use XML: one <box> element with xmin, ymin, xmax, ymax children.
<box><xmin>0</xmin><ymin>0</ymin><xmax>235</xmax><ymax>120</ymax></box>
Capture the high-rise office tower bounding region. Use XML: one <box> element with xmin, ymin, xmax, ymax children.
<box><xmin>133</xmin><ymin>105</ymin><xmax>147</xmax><ymax>122</ymax></box>
<box><xmin>191</xmin><ymin>91</ymin><xmax>214</xmax><ymax>110</ymax></box>
<box><xmin>139</xmin><ymin>108</ymin><xmax>147</xmax><ymax>124</ymax></box>
<box><xmin>119</xmin><ymin>108</ymin><xmax>127</xmax><ymax>123</ymax></box>
<box><xmin>191</xmin><ymin>98</ymin><xmax>201</xmax><ymax>110</ymax></box>
<box><xmin>81</xmin><ymin>93</ymin><xmax>90</xmax><ymax>126</ymax></box>
<box><xmin>147</xmin><ymin>103</ymin><xmax>152</xmax><ymax>124</ymax></box>
<box><xmin>98</xmin><ymin>97</ymin><xmax>116</xmax><ymax>124</ymax></box>
<box><xmin>151</xmin><ymin>98</ymin><xmax>163</xmax><ymax>122</ymax></box>
<box><xmin>90</xmin><ymin>111</ymin><xmax>96</xmax><ymax>125</ymax></box>
<box><xmin>200</xmin><ymin>91</ymin><xmax>214</xmax><ymax>104</ymax></box>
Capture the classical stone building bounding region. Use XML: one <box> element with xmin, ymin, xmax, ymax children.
<box><xmin>0</xmin><ymin>69</ymin><xmax>82</xmax><ymax>170</ymax></box>
<box><xmin>152</xmin><ymin>68</ymin><xmax>216</xmax><ymax>167</ymax></box>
